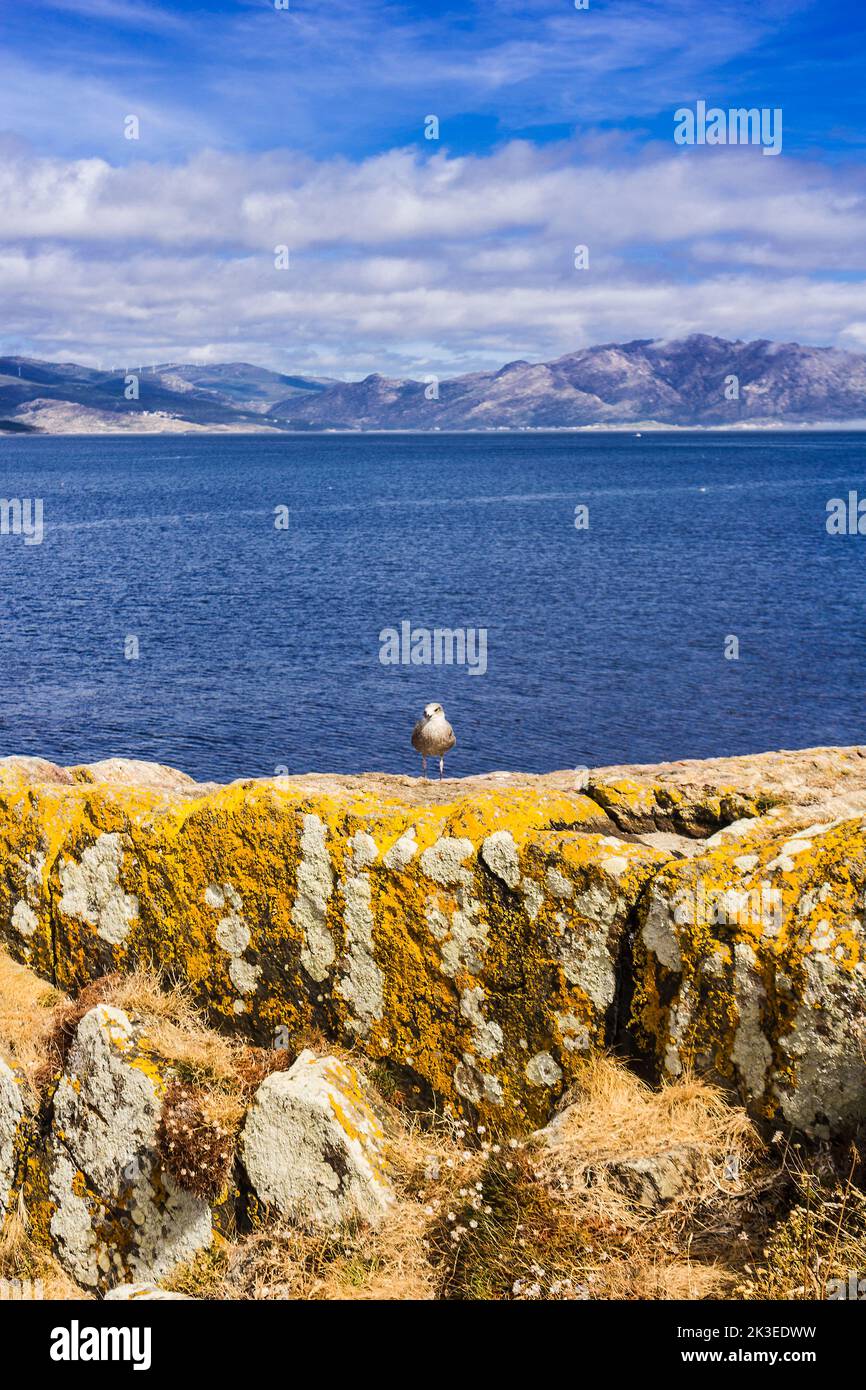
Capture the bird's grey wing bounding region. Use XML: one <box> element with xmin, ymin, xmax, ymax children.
<box><xmin>444</xmin><ymin>722</ymin><xmax>456</xmax><ymax>751</ymax></box>
<box><xmin>411</xmin><ymin>718</ymin><xmax>426</xmax><ymax>751</ymax></box>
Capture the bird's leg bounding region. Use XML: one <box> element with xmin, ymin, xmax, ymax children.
<box><xmin>439</xmin><ymin>756</ymin><xmax>445</xmax><ymax>780</ymax></box>
<box><xmin>421</xmin><ymin>755</ymin><xmax>427</xmax><ymax>780</ymax></box>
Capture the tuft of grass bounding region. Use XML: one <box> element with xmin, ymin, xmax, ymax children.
<box><xmin>0</xmin><ymin>950</ymin><xmax>66</xmax><ymax>1098</ymax></box>
<box><xmin>0</xmin><ymin>1196</ymin><xmax>90</xmax><ymax>1300</ymax></box>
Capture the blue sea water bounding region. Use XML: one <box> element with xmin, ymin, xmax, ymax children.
<box><xmin>0</xmin><ymin>431</ymin><xmax>863</xmax><ymax>782</ymax></box>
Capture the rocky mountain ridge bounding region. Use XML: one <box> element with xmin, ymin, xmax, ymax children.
<box><xmin>2</xmin><ymin>335</ymin><xmax>866</xmax><ymax>432</ymax></box>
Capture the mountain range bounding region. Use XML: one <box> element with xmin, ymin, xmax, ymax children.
<box><xmin>2</xmin><ymin>335</ymin><xmax>866</xmax><ymax>433</ymax></box>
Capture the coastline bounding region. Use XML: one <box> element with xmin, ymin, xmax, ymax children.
<box><xmin>5</xmin><ymin>420</ymin><xmax>866</xmax><ymax>437</ymax></box>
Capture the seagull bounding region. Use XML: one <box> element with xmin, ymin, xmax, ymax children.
<box><xmin>411</xmin><ymin>702</ymin><xmax>456</xmax><ymax>780</ymax></box>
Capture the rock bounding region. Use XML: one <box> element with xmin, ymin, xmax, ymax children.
<box><xmin>587</xmin><ymin>776</ymin><xmax>766</xmax><ymax>838</ymax></box>
<box><xmin>0</xmin><ymin>756</ymin><xmax>75</xmax><ymax>787</ymax></box>
<box><xmin>72</xmin><ymin>759</ymin><xmax>201</xmax><ymax>791</ymax></box>
<box><xmin>0</xmin><ymin>766</ymin><xmax>665</xmax><ymax>1125</ymax></box>
<box><xmin>0</xmin><ymin>1054</ymin><xmax>24</xmax><ymax>1218</ymax></box>
<box><xmin>241</xmin><ymin>1049</ymin><xmax>393</xmax><ymax>1230</ymax></box>
<box><xmin>2</xmin><ymin>748</ymin><xmax>866</xmax><ymax>1133</ymax></box>
<box><xmin>605</xmin><ymin>1148</ymin><xmax>704</xmax><ymax>1209</ymax></box>
<box><xmin>532</xmin><ymin>1083</ymin><xmax>708</xmax><ymax>1210</ymax></box>
<box><xmin>103</xmin><ymin>1282</ymin><xmax>193</xmax><ymax>1300</ymax></box>
<box><xmin>632</xmin><ymin>815</ymin><xmax>866</xmax><ymax>1136</ymax></box>
<box><xmin>48</xmin><ymin>1004</ymin><xmax>213</xmax><ymax>1290</ymax></box>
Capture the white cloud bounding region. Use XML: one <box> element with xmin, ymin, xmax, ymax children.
<box><xmin>1</xmin><ymin>139</ymin><xmax>864</xmax><ymax>374</ymax></box>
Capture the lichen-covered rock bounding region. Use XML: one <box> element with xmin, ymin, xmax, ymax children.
<box><xmin>604</xmin><ymin>1148</ymin><xmax>704</xmax><ymax>1209</ymax></box>
<box><xmin>0</xmin><ymin>1053</ymin><xmax>25</xmax><ymax>1218</ymax></box>
<box><xmin>3</xmin><ymin>749</ymin><xmax>866</xmax><ymax>1135</ymax></box>
<box><xmin>0</xmin><ymin>762</ymin><xmax>667</xmax><ymax>1126</ymax></box>
<box><xmin>48</xmin><ymin>1004</ymin><xmax>212</xmax><ymax>1289</ymax></box>
<box><xmin>632</xmin><ymin>816</ymin><xmax>866</xmax><ymax>1136</ymax></box>
<box><xmin>103</xmin><ymin>1282</ymin><xmax>193</xmax><ymax>1300</ymax></box>
<box><xmin>241</xmin><ymin>1049</ymin><xmax>393</xmax><ymax>1231</ymax></box>
<box><xmin>587</xmin><ymin>776</ymin><xmax>769</xmax><ymax>838</ymax></box>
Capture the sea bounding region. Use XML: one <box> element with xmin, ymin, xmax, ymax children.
<box><xmin>0</xmin><ymin>430</ymin><xmax>863</xmax><ymax>781</ymax></box>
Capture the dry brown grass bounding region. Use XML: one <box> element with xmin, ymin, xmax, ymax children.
<box><xmin>34</xmin><ymin>963</ymin><xmax>292</xmax><ymax>1120</ymax></box>
<box><xmin>209</xmin><ymin>1061</ymin><xmax>764</xmax><ymax>1302</ymax></box>
<box><xmin>215</xmin><ymin>1202</ymin><xmax>438</xmax><ymax>1302</ymax></box>
<box><xmin>532</xmin><ymin>1056</ymin><xmax>760</xmax><ymax>1226</ymax></box>
<box><xmin>0</xmin><ymin>1196</ymin><xmax>90</xmax><ymax>1301</ymax></box>
<box><xmin>735</xmin><ymin>1144</ymin><xmax>866</xmax><ymax>1300</ymax></box>
<box><xmin>428</xmin><ymin>1057</ymin><xmax>766</xmax><ymax>1301</ymax></box>
<box><xmin>0</xmin><ymin>949</ymin><xmax>65</xmax><ymax>1096</ymax></box>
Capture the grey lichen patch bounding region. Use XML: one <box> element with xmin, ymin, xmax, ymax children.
<box><xmin>420</xmin><ymin>836</ymin><xmax>474</xmax><ymax>886</ymax></box>
<box><xmin>348</xmin><ymin>831</ymin><xmax>378</xmax><ymax>872</ymax></box>
<box><xmin>20</xmin><ymin>847</ymin><xmax>46</xmax><ymax>900</ymax></box>
<box><xmin>641</xmin><ymin>887</ymin><xmax>683</xmax><ymax>973</ymax></box>
<box><xmin>215</xmin><ymin>917</ymin><xmax>250</xmax><ymax>956</ymax></box>
<box><xmin>481</xmin><ymin>830</ymin><xmax>521</xmax><ymax>889</ymax></box>
<box><xmin>58</xmin><ymin>833</ymin><xmax>139</xmax><ymax>946</ymax></box>
<box><xmin>553</xmin><ymin>919</ymin><xmax>617</xmax><ymax>1014</ymax></box>
<box><xmin>294</xmin><ymin>814</ymin><xmax>336</xmax><ymax>983</ymax></box>
<box><xmin>454</xmin><ymin>1053</ymin><xmax>504</xmax><ymax>1106</ymax></box>
<box><xmin>572</xmin><ymin>881</ymin><xmax>620</xmax><ymax>928</ymax></box>
<box><xmin>337</xmin><ymin>872</ymin><xmax>384</xmax><ymax>1037</ymax></box>
<box><xmin>383</xmin><ymin>827</ymin><xmax>417</xmax><ymax>870</ymax></box>
<box><xmin>776</xmin><ymin>950</ymin><xmax>866</xmax><ymax>1136</ymax></box>
<box><xmin>228</xmin><ymin>957</ymin><xmax>261</xmax><ymax>996</ymax></box>
<box><xmin>0</xmin><ymin>1054</ymin><xmax>24</xmax><ymax>1219</ymax></box>
<box><xmin>424</xmin><ymin>895</ymin><xmax>450</xmax><ymax>941</ymax></box>
<box><xmin>730</xmin><ymin>943</ymin><xmax>772</xmax><ymax>1101</ymax></box>
<box><xmin>205</xmin><ymin>882</ymin><xmax>242</xmax><ymax>912</ymax></box>
<box><xmin>545</xmin><ymin>867</ymin><xmax>573</xmax><ymax>900</ymax></box>
<box><xmin>459</xmin><ymin>986</ymin><xmax>504</xmax><ymax>1059</ymax></box>
<box><xmin>438</xmin><ymin>894</ymin><xmax>489</xmax><ymax>978</ymax></box>
<box><xmin>522</xmin><ymin>879</ymin><xmax>543</xmax><ymax>922</ymax></box>
<box><xmin>205</xmin><ymin>883</ymin><xmax>260</xmax><ymax>998</ymax></box>
<box><xmin>662</xmin><ymin>982</ymin><xmax>695</xmax><ymax>1079</ymax></box>
<box><xmin>525</xmin><ymin>1051</ymin><xmax>563</xmax><ymax>1087</ymax></box>
<box><xmin>555</xmin><ymin>1012</ymin><xmax>591</xmax><ymax>1053</ymax></box>
<box><xmin>11</xmin><ymin>900</ymin><xmax>38</xmax><ymax>938</ymax></box>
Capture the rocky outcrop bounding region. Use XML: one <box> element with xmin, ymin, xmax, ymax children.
<box><xmin>241</xmin><ymin>1049</ymin><xmax>393</xmax><ymax>1230</ymax></box>
<box><xmin>48</xmin><ymin>1004</ymin><xmax>213</xmax><ymax>1290</ymax></box>
<box><xmin>0</xmin><ymin>759</ymin><xmax>669</xmax><ymax>1127</ymax></box>
<box><xmin>633</xmin><ymin>816</ymin><xmax>866</xmax><ymax>1137</ymax></box>
<box><xmin>2</xmin><ymin>982</ymin><xmax>400</xmax><ymax>1292</ymax></box>
<box><xmin>0</xmin><ymin>748</ymin><xmax>865</xmax><ymax>1138</ymax></box>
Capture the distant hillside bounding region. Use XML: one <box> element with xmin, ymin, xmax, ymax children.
<box><xmin>2</xmin><ymin>336</ymin><xmax>866</xmax><ymax>433</ymax></box>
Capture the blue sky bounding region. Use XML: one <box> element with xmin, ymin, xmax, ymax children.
<box><xmin>1</xmin><ymin>0</ymin><xmax>864</xmax><ymax>375</ymax></box>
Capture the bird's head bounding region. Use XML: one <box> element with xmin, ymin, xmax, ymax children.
<box><xmin>423</xmin><ymin>702</ymin><xmax>445</xmax><ymax>719</ymax></box>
